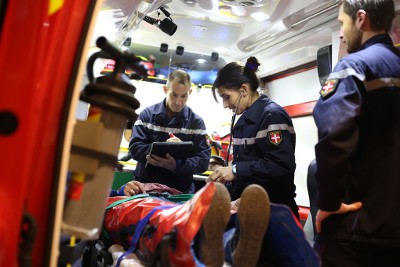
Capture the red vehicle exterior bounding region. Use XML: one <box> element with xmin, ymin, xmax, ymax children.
<box><xmin>0</xmin><ymin>0</ymin><xmax>96</xmax><ymax>266</ymax></box>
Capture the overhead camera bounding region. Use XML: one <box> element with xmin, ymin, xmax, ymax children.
<box><xmin>141</xmin><ymin>6</ymin><xmax>177</xmax><ymax>36</ymax></box>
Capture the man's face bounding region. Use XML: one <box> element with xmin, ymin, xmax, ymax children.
<box><xmin>164</xmin><ymin>79</ymin><xmax>191</xmax><ymax>115</ymax></box>
<box><xmin>338</xmin><ymin>5</ymin><xmax>363</xmax><ymax>53</ymax></box>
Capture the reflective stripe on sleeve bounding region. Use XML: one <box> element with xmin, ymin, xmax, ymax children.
<box><xmin>233</xmin><ymin>123</ymin><xmax>295</xmax><ymax>145</ymax></box>
<box><xmin>328</xmin><ymin>68</ymin><xmax>400</xmax><ymax>91</ymax></box>
<box><xmin>328</xmin><ymin>68</ymin><xmax>366</xmax><ymax>82</ymax></box>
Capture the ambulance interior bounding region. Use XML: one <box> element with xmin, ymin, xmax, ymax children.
<box><xmin>91</xmin><ymin>0</ymin><xmax>342</xmax><ymax>203</ymax></box>
<box><xmin>1</xmin><ymin>0</ymin><xmax>399</xmax><ymax>266</ymax></box>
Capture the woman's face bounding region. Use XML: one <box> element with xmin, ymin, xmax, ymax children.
<box><xmin>217</xmin><ymin>86</ymin><xmax>246</xmax><ymax>115</ymax></box>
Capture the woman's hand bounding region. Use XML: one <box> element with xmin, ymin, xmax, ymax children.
<box><xmin>231</xmin><ymin>199</ymin><xmax>240</xmax><ymax>212</ymax></box>
<box><xmin>207</xmin><ymin>166</ymin><xmax>235</xmax><ymax>184</ymax></box>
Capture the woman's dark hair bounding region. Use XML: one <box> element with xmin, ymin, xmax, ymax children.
<box><xmin>340</xmin><ymin>0</ymin><xmax>395</xmax><ymax>32</ymax></box>
<box><xmin>212</xmin><ymin>57</ymin><xmax>261</xmax><ymax>102</ymax></box>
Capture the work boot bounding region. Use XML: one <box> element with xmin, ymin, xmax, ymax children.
<box><xmin>233</xmin><ymin>184</ymin><xmax>270</xmax><ymax>267</ymax></box>
<box><xmin>198</xmin><ymin>182</ymin><xmax>231</xmax><ymax>267</ymax></box>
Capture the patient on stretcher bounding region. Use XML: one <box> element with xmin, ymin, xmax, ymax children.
<box><xmin>110</xmin><ymin>180</ymin><xmax>183</xmax><ymax>197</ymax></box>
<box><xmin>104</xmin><ymin>181</ymin><xmax>319</xmax><ymax>267</ymax></box>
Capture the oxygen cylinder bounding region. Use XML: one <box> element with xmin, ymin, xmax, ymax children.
<box><xmin>62</xmin><ymin>37</ymin><xmax>145</xmax><ymax>239</ymax></box>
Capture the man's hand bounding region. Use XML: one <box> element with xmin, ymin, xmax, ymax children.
<box><xmin>124</xmin><ymin>181</ymin><xmax>146</xmax><ymax>196</ymax></box>
<box><xmin>146</xmin><ymin>153</ymin><xmax>177</xmax><ymax>172</ymax></box>
<box><xmin>316</xmin><ymin>201</ymin><xmax>363</xmax><ymax>233</ymax></box>
<box><xmin>166</xmin><ymin>133</ymin><xmax>181</xmax><ymax>142</ymax></box>
<box><xmin>207</xmin><ymin>166</ymin><xmax>235</xmax><ymax>184</ymax></box>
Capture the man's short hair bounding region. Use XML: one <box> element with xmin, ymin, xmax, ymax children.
<box><xmin>340</xmin><ymin>0</ymin><xmax>395</xmax><ymax>32</ymax></box>
<box><xmin>166</xmin><ymin>70</ymin><xmax>191</xmax><ymax>88</ymax></box>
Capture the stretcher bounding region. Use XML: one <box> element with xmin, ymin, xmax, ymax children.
<box><xmin>59</xmin><ymin>235</ymin><xmax>234</xmax><ymax>267</ymax></box>
<box><xmin>108</xmin><ymin>244</ymin><xmax>232</xmax><ymax>267</ymax></box>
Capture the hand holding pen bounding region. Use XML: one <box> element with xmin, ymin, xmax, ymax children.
<box><xmin>167</xmin><ymin>132</ymin><xmax>181</xmax><ymax>143</ymax></box>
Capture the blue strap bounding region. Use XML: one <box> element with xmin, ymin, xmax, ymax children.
<box><xmin>116</xmin><ymin>184</ymin><xmax>126</xmax><ymax>196</ymax></box>
<box><xmin>116</xmin><ymin>205</ymin><xmax>175</xmax><ymax>267</ymax></box>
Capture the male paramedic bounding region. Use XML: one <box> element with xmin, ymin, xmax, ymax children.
<box><xmin>128</xmin><ymin>70</ymin><xmax>210</xmax><ymax>193</ymax></box>
<box><xmin>313</xmin><ymin>0</ymin><xmax>400</xmax><ymax>266</ymax></box>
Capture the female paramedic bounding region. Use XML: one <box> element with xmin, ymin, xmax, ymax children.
<box><xmin>207</xmin><ymin>56</ymin><xmax>299</xmax><ymax>218</ymax></box>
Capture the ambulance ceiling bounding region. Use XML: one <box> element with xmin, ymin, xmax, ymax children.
<box><xmin>94</xmin><ymin>0</ymin><xmax>341</xmax><ymax>76</ymax></box>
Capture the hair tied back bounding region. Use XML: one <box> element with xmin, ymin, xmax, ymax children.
<box><xmin>245</xmin><ymin>57</ymin><xmax>260</xmax><ymax>72</ymax></box>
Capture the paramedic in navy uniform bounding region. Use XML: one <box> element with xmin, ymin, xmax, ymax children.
<box><xmin>313</xmin><ymin>0</ymin><xmax>400</xmax><ymax>266</ymax></box>
<box><xmin>207</xmin><ymin>56</ymin><xmax>299</xmax><ymax>218</ymax></box>
<box><xmin>129</xmin><ymin>70</ymin><xmax>210</xmax><ymax>193</ymax></box>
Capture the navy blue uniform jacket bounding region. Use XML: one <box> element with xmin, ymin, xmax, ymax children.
<box><xmin>313</xmin><ymin>34</ymin><xmax>400</xmax><ymax>246</ymax></box>
<box><xmin>129</xmin><ymin>99</ymin><xmax>210</xmax><ymax>193</ymax></box>
<box><xmin>232</xmin><ymin>94</ymin><xmax>298</xmax><ymax>215</ymax></box>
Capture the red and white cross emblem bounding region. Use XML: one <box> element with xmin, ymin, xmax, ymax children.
<box><xmin>322</xmin><ymin>82</ymin><xmax>334</xmax><ymax>93</ymax></box>
<box><xmin>320</xmin><ymin>79</ymin><xmax>338</xmax><ymax>97</ymax></box>
<box><xmin>268</xmin><ymin>130</ymin><xmax>282</xmax><ymax>146</ymax></box>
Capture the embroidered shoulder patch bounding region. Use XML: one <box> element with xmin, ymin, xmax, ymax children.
<box><xmin>320</xmin><ymin>79</ymin><xmax>339</xmax><ymax>98</ymax></box>
<box><xmin>268</xmin><ymin>130</ymin><xmax>282</xmax><ymax>146</ymax></box>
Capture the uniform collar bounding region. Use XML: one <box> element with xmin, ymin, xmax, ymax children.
<box><xmin>361</xmin><ymin>34</ymin><xmax>394</xmax><ymax>50</ymax></box>
<box><xmin>154</xmin><ymin>99</ymin><xmax>189</xmax><ymax>120</ymax></box>
<box><xmin>237</xmin><ymin>94</ymin><xmax>268</xmax><ymax>124</ymax></box>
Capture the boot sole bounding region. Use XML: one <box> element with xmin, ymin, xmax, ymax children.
<box><xmin>233</xmin><ymin>185</ymin><xmax>270</xmax><ymax>267</ymax></box>
<box><xmin>200</xmin><ymin>182</ymin><xmax>231</xmax><ymax>267</ymax></box>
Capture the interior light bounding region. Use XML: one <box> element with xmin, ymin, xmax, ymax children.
<box><xmin>251</xmin><ymin>12</ymin><xmax>270</xmax><ymax>21</ymax></box>
<box><xmin>231</xmin><ymin>6</ymin><xmax>246</xmax><ymax>16</ymax></box>
<box><xmin>215</xmin><ymin>46</ymin><xmax>229</xmax><ymax>53</ymax></box>
<box><xmin>131</xmin><ymin>31</ymin><xmax>143</xmax><ymax>39</ymax></box>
